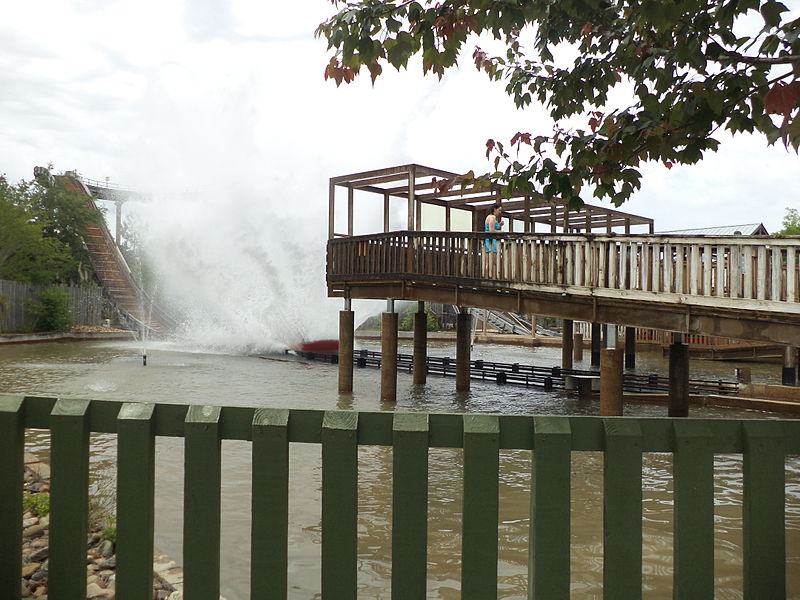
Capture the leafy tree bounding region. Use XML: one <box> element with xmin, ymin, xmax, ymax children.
<box><xmin>318</xmin><ymin>0</ymin><xmax>800</xmax><ymax>206</ymax></box>
<box><xmin>20</xmin><ymin>175</ymin><xmax>102</xmax><ymax>283</ymax></box>
<box><xmin>0</xmin><ymin>177</ymin><xmax>72</xmax><ymax>284</ymax></box>
<box><xmin>779</xmin><ymin>207</ymin><xmax>800</xmax><ymax>234</ymax></box>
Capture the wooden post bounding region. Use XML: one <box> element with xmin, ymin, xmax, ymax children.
<box><xmin>669</xmin><ymin>341</ymin><xmax>690</xmax><ymax>417</ymax></box>
<box><xmin>328</xmin><ymin>179</ymin><xmax>335</xmax><ymax>239</ymax></box>
<box><xmin>591</xmin><ymin>323</ymin><xmax>601</xmax><ymax>367</ymax></box>
<box><xmin>381</xmin><ymin>308</ymin><xmax>399</xmax><ymax>402</ymax></box>
<box><xmin>783</xmin><ymin>346</ymin><xmax>798</xmax><ymax>386</ymax></box>
<box><xmin>561</xmin><ymin>319</ymin><xmax>574</xmax><ymax>370</ymax></box>
<box><xmin>413</xmin><ymin>302</ymin><xmax>427</xmax><ymax>385</ymax></box>
<box><xmin>573</xmin><ymin>333</ymin><xmax>584</xmax><ymax>361</ymax></box>
<box><xmin>338</xmin><ymin>307</ymin><xmax>354</xmax><ymax>393</ymax></box>
<box><xmin>115</xmin><ymin>201</ymin><xmax>123</xmax><ymax>246</ymax></box>
<box><xmin>407</xmin><ymin>167</ymin><xmax>416</xmax><ymax>231</ymax></box>
<box><xmin>383</xmin><ymin>192</ymin><xmax>390</xmax><ymax>232</ymax></box>
<box><xmin>347</xmin><ymin>185</ymin><xmax>354</xmax><ymax>236</ymax></box>
<box><xmin>456</xmin><ymin>310</ymin><xmax>472</xmax><ymax>392</ymax></box>
<box><xmin>625</xmin><ymin>326</ymin><xmax>636</xmax><ymax>369</ymax></box>
<box><xmin>600</xmin><ymin>348</ymin><xmax>624</xmax><ymax>416</ymax></box>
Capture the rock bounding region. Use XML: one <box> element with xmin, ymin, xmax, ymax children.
<box><xmin>33</xmin><ymin>585</ymin><xmax>47</xmax><ymax>598</ymax></box>
<box><xmin>23</xmin><ymin>525</ymin><xmax>45</xmax><ymax>539</ymax></box>
<box><xmin>31</xmin><ymin>569</ymin><xmax>47</xmax><ymax>582</ymax></box>
<box><xmin>97</xmin><ymin>557</ymin><xmax>116</xmax><ymax>569</ymax></box>
<box><xmin>21</xmin><ymin>562</ymin><xmax>41</xmax><ymax>577</ymax></box>
<box><xmin>21</xmin><ymin>581</ymin><xmax>31</xmax><ymax>598</ymax></box>
<box><xmin>163</xmin><ymin>592</ymin><xmax>179</xmax><ymax>600</ymax></box>
<box><xmin>88</xmin><ymin>533</ymin><xmax>101</xmax><ymax>546</ymax></box>
<box><xmin>23</xmin><ymin>517</ymin><xmax>39</xmax><ymax>528</ymax></box>
<box><xmin>161</xmin><ymin>568</ymin><xmax>183</xmax><ymax>587</ymax></box>
<box><xmin>87</xmin><ymin>574</ymin><xmax>100</xmax><ymax>584</ymax></box>
<box><xmin>29</xmin><ymin>547</ymin><xmax>48</xmax><ymax>562</ymax></box>
<box><xmin>98</xmin><ymin>540</ymin><xmax>114</xmax><ymax>558</ymax></box>
<box><xmin>87</xmin><ymin>582</ymin><xmax>106</xmax><ymax>598</ymax></box>
<box><xmin>39</xmin><ymin>515</ymin><xmax>49</xmax><ymax>528</ymax></box>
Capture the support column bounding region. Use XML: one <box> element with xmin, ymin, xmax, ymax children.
<box><xmin>591</xmin><ymin>323</ymin><xmax>601</xmax><ymax>367</ymax></box>
<box><xmin>669</xmin><ymin>337</ymin><xmax>690</xmax><ymax>417</ymax></box>
<box><xmin>561</xmin><ymin>319</ymin><xmax>574</xmax><ymax>370</ymax></box>
<box><xmin>456</xmin><ymin>310</ymin><xmax>472</xmax><ymax>392</ymax></box>
<box><xmin>783</xmin><ymin>346</ymin><xmax>798</xmax><ymax>386</ymax></box>
<box><xmin>600</xmin><ymin>348</ymin><xmax>624</xmax><ymax>416</ymax></box>
<box><xmin>601</xmin><ymin>324</ymin><xmax>609</xmax><ymax>349</ymax></box>
<box><xmin>381</xmin><ymin>301</ymin><xmax>398</xmax><ymax>402</ymax></box>
<box><xmin>573</xmin><ymin>333</ymin><xmax>584</xmax><ymax>362</ymax></box>
<box><xmin>625</xmin><ymin>327</ymin><xmax>636</xmax><ymax>370</ymax></box>
<box><xmin>338</xmin><ymin>302</ymin><xmax>354</xmax><ymax>393</ymax></box>
<box><xmin>413</xmin><ymin>302</ymin><xmax>427</xmax><ymax>385</ymax></box>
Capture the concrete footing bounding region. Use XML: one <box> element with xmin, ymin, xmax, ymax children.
<box><xmin>381</xmin><ymin>312</ymin><xmax>398</xmax><ymax>402</ymax></box>
<box><xmin>338</xmin><ymin>310</ymin><xmax>354</xmax><ymax>393</ymax></box>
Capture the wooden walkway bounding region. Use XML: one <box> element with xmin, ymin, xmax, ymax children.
<box><xmin>328</xmin><ymin>231</ymin><xmax>800</xmax><ymax>346</ymax></box>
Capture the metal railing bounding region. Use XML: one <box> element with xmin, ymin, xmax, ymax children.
<box><xmin>328</xmin><ymin>232</ymin><xmax>800</xmax><ymax>313</ymax></box>
<box><xmin>1</xmin><ymin>394</ymin><xmax>797</xmax><ymax>599</ymax></box>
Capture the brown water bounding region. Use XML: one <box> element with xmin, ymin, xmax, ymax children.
<box><xmin>2</xmin><ymin>339</ymin><xmax>798</xmax><ymax>599</ymax></box>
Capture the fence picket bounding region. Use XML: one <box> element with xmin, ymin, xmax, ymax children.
<box><xmin>0</xmin><ymin>395</ymin><xmax>24</xmax><ymax>599</ymax></box>
<box><xmin>183</xmin><ymin>405</ymin><xmax>222</xmax><ymax>600</ymax></box>
<box><xmin>49</xmin><ymin>399</ymin><xmax>91</xmax><ymax>600</ymax></box>
<box><xmin>116</xmin><ymin>402</ymin><xmax>156</xmax><ymax>599</ymax></box>
<box><xmin>743</xmin><ymin>421</ymin><xmax>785</xmax><ymax>599</ymax></box>
<box><xmin>462</xmin><ymin>414</ymin><xmax>500</xmax><ymax>600</ymax></box>
<box><xmin>392</xmin><ymin>412</ymin><xmax>430</xmax><ymax>598</ymax></box>
<box><xmin>251</xmin><ymin>408</ymin><xmax>290</xmax><ymax>599</ymax></box>
<box><xmin>673</xmin><ymin>421</ymin><xmax>714</xmax><ymax>598</ymax></box>
<box><xmin>322</xmin><ymin>410</ymin><xmax>359</xmax><ymax>600</ymax></box>
<box><xmin>603</xmin><ymin>419</ymin><xmax>643</xmax><ymax>599</ymax></box>
<box><xmin>530</xmin><ymin>417</ymin><xmax>571</xmax><ymax>600</ymax></box>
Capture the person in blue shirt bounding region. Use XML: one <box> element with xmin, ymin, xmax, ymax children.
<box><xmin>483</xmin><ymin>203</ymin><xmax>503</xmax><ymax>278</ymax></box>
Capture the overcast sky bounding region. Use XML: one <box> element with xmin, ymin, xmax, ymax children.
<box><xmin>3</xmin><ymin>0</ymin><xmax>798</xmax><ymax>232</ymax></box>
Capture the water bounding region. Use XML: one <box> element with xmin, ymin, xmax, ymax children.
<box><xmin>2</xmin><ymin>339</ymin><xmax>799</xmax><ymax>599</ymax></box>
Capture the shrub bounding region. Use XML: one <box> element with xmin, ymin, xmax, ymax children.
<box><xmin>102</xmin><ymin>515</ymin><xmax>117</xmax><ymax>543</ymax></box>
<box><xmin>23</xmin><ymin>492</ymin><xmax>50</xmax><ymax>517</ymax></box>
<box><xmin>28</xmin><ymin>286</ymin><xmax>73</xmax><ymax>331</ymax></box>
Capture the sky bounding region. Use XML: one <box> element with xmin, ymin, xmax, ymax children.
<box><xmin>2</xmin><ymin>0</ymin><xmax>798</xmax><ymax>346</ymax></box>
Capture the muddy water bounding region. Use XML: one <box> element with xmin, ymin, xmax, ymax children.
<box><xmin>1</xmin><ymin>340</ymin><xmax>798</xmax><ymax>599</ymax></box>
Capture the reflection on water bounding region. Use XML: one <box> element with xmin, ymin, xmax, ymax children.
<box><xmin>4</xmin><ymin>340</ymin><xmax>799</xmax><ymax>599</ymax></box>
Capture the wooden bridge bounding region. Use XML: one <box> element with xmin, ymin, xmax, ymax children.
<box><xmin>327</xmin><ymin>164</ymin><xmax>800</xmax><ymax>347</ymax></box>
<box><xmin>327</xmin><ymin>164</ymin><xmax>800</xmax><ymax>408</ymax></box>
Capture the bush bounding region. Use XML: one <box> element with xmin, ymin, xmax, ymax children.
<box><xmin>399</xmin><ymin>309</ymin><xmax>440</xmax><ymax>331</ymax></box>
<box><xmin>23</xmin><ymin>493</ymin><xmax>50</xmax><ymax>517</ymax></box>
<box><xmin>28</xmin><ymin>286</ymin><xmax>73</xmax><ymax>331</ymax></box>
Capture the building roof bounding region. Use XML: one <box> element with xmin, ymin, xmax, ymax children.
<box><xmin>656</xmin><ymin>223</ymin><xmax>769</xmax><ymax>236</ymax></box>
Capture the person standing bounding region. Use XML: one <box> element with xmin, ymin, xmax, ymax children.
<box><xmin>484</xmin><ymin>203</ymin><xmax>503</xmax><ymax>278</ymax></box>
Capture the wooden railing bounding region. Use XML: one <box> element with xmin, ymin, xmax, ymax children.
<box><xmin>2</xmin><ymin>395</ymin><xmax>797</xmax><ymax>599</ymax></box>
<box><xmin>328</xmin><ymin>232</ymin><xmax>800</xmax><ymax>313</ymax></box>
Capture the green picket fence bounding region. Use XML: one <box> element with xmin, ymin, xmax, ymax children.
<box><xmin>1</xmin><ymin>394</ymin><xmax>797</xmax><ymax>599</ymax></box>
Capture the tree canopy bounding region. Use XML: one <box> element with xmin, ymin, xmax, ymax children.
<box><xmin>317</xmin><ymin>0</ymin><xmax>800</xmax><ymax>206</ymax></box>
<box><xmin>0</xmin><ymin>175</ymin><xmax>99</xmax><ymax>285</ymax></box>
<box><xmin>780</xmin><ymin>207</ymin><xmax>800</xmax><ymax>234</ymax></box>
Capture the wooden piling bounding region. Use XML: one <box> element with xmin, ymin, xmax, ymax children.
<box><xmin>561</xmin><ymin>319</ymin><xmax>574</xmax><ymax>370</ymax></box>
<box><xmin>591</xmin><ymin>323</ymin><xmax>601</xmax><ymax>367</ymax></box>
<box><xmin>381</xmin><ymin>312</ymin><xmax>398</xmax><ymax>402</ymax></box>
<box><xmin>413</xmin><ymin>303</ymin><xmax>427</xmax><ymax>385</ymax></box>
<box><xmin>338</xmin><ymin>310</ymin><xmax>354</xmax><ymax>393</ymax></box>
<box><xmin>573</xmin><ymin>333</ymin><xmax>584</xmax><ymax>361</ymax></box>
<box><xmin>456</xmin><ymin>311</ymin><xmax>471</xmax><ymax>392</ymax></box>
<box><xmin>625</xmin><ymin>327</ymin><xmax>636</xmax><ymax>369</ymax></box>
<box><xmin>669</xmin><ymin>342</ymin><xmax>690</xmax><ymax>417</ymax></box>
<box><xmin>600</xmin><ymin>348</ymin><xmax>624</xmax><ymax>416</ymax></box>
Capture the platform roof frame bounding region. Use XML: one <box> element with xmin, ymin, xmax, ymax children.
<box><xmin>328</xmin><ymin>163</ymin><xmax>654</xmax><ymax>239</ymax></box>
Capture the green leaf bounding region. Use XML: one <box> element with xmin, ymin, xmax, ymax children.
<box><xmin>760</xmin><ymin>0</ymin><xmax>788</xmax><ymax>28</ymax></box>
